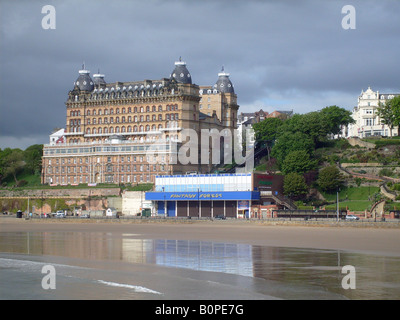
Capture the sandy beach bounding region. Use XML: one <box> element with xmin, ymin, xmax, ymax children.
<box><xmin>1</xmin><ymin>218</ymin><xmax>400</xmax><ymax>256</ymax></box>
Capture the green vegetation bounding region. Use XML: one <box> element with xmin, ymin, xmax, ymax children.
<box><xmin>321</xmin><ymin>186</ymin><xmax>380</xmax><ymax>202</ymax></box>
<box><xmin>123</xmin><ymin>183</ymin><xmax>154</xmax><ymax>191</ymax></box>
<box><xmin>283</xmin><ymin>172</ymin><xmax>309</xmax><ymax>198</ymax></box>
<box><xmin>319</xmin><ymin>186</ymin><xmax>381</xmax><ymax>212</ymax></box>
<box><xmin>317</xmin><ymin>165</ymin><xmax>344</xmax><ymax>192</ymax></box>
<box><xmin>376</xmin><ymin>95</ymin><xmax>400</xmax><ymax>137</ymax></box>
<box><xmin>0</xmin><ymin>145</ymin><xmax>43</xmax><ymax>187</ymax></box>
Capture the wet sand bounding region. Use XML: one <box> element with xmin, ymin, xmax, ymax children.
<box><xmin>2</xmin><ymin>218</ymin><xmax>400</xmax><ymax>256</ymax></box>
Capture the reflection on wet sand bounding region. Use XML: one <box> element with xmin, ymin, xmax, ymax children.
<box><xmin>1</xmin><ymin>231</ymin><xmax>399</xmax><ymax>299</ymax></box>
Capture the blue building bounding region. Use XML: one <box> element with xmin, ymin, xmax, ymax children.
<box><xmin>145</xmin><ymin>173</ymin><xmax>261</xmax><ymax>218</ymax></box>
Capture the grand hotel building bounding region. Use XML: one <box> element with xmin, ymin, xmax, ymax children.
<box><xmin>42</xmin><ymin>59</ymin><xmax>239</xmax><ymax>185</ymax></box>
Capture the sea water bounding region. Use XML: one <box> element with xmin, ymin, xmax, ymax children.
<box><xmin>1</xmin><ymin>231</ymin><xmax>399</xmax><ymax>300</ymax></box>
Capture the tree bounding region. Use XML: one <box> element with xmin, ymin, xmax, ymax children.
<box><xmin>24</xmin><ymin>144</ymin><xmax>43</xmax><ymax>175</ymax></box>
<box><xmin>283</xmin><ymin>172</ymin><xmax>309</xmax><ymax>198</ymax></box>
<box><xmin>319</xmin><ymin>105</ymin><xmax>354</xmax><ymax>137</ymax></box>
<box><xmin>281</xmin><ymin>149</ymin><xmax>317</xmax><ymax>174</ymax></box>
<box><xmin>317</xmin><ymin>165</ymin><xmax>343</xmax><ymax>192</ymax></box>
<box><xmin>271</xmin><ymin>131</ymin><xmax>315</xmax><ymax>168</ymax></box>
<box><xmin>252</xmin><ymin>117</ymin><xmax>284</xmax><ymax>161</ymax></box>
<box><xmin>3</xmin><ymin>149</ymin><xmax>24</xmax><ymax>184</ymax></box>
<box><xmin>377</xmin><ymin>101</ymin><xmax>396</xmax><ymax>137</ymax></box>
<box><xmin>377</xmin><ymin>96</ymin><xmax>400</xmax><ymax>137</ymax></box>
<box><xmin>277</xmin><ymin>113</ymin><xmax>327</xmax><ymax>146</ymax></box>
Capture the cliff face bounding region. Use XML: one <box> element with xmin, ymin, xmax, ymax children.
<box><xmin>0</xmin><ymin>188</ymin><xmax>121</xmax><ymax>214</ymax></box>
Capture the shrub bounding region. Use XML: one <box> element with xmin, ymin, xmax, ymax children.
<box><xmin>378</xmin><ymin>168</ymin><xmax>394</xmax><ymax>177</ymax></box>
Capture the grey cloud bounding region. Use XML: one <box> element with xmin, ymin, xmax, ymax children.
<box><xmin>1</xmin><ymin>0</ymin><xmax>399</xmax><ymax>149</ymax></box>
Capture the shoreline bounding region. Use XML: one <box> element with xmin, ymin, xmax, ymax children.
<box><xmin>1</xmin><ymin>218</ymin><xmax>400</xmax><ymax>257</ymax></box>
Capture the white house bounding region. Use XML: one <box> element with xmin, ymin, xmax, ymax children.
<box><xmin>346</xmin><ymin>87</ymin><xmax>399</xmax><ymax>138</ymax></box>
<box><xmin>49</xmin><ymin>128</ymin><xmax>65</xmax><ymax>145</ymax></box>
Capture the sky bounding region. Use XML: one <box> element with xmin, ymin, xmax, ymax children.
<box><xmin>0</xmin><ymin>0</ymin><xmax>399</xmax><ymax>150</ymax></box>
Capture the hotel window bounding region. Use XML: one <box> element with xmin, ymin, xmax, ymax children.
<box><xmin>365</xmin><ymin>118</ymin><xmax>374</xmax><ymax>126</ymax></box>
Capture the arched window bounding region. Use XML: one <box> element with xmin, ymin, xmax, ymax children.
<box><xmin>146</xmin><ymin>106</ymin><xmax>150</xmax><ymax>112</ymax></box>
<box><xmin>134</xmin><ymin>126</ymin><xmax>138</xmax><ymax>132</ymax></box>
<box><xmin>86</xmin><ymin>128</ymin><xmax>91</xmax><ymax>134</ymax></box>
<box><xmin>116</xmin><ymin>127</ymin><xmax>120</xmax><ymax>133</ymax></box>
<box><xmin>146</xmin><ymin>125</ymin><xmax>150</xmax><ymax>131</ymax></box>
<box><xmin>139</xmin><ymin>125</ymin><xmax>144</xmax><ymax>132</ymax></box>
<box><xmin>122</xmin><ymin>126</ymin><xmax>126</xmax><ymax>133</ymax></box>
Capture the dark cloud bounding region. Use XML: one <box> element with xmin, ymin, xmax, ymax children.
<box><xmin>1</xmin><ymin>0</ymin><xmax>399</xmax><ymax>149</ymax></box>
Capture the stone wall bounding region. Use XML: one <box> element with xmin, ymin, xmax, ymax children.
<box><xmin>121</xmin><ymin>191</ymin><xmax>146</xmax><ymax>216</ymax></box>
<box><xmin>347</xmin><ymin>137</ymin><xmax>376</xmax><ymax>149</ymax></box>
<box><xmin>0</xmin><ymin>188</ymin><xmax>120</xmax><ymax>199</ymax></box>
